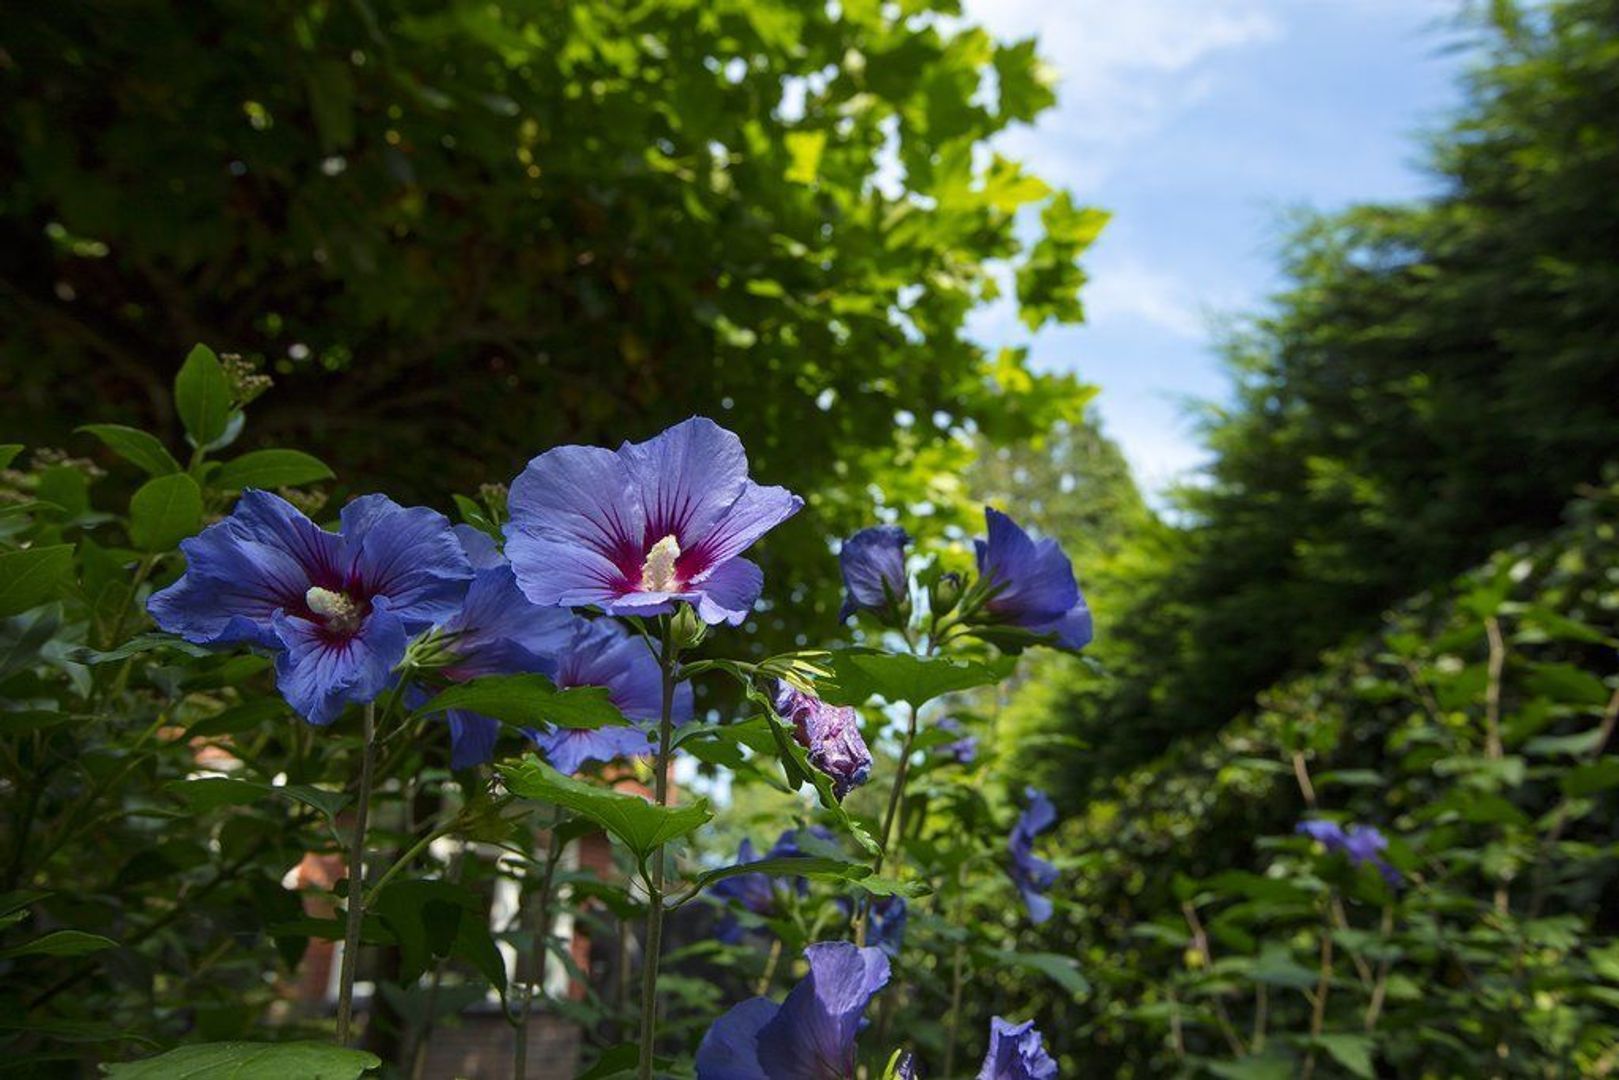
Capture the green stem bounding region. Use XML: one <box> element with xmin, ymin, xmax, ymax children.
<box><xmin>515</xmin><ymin>823</ymin><xmax>566</xmax><ymax>1080</ymax></box>
<box><xmin>942</xmin><ymin>861</ymin><xmax>968</xmax><ymax>1079</ymax></box>
<box><xmin>363</xmin><ymin>813</ymin><xmax>462</xmax><ymax>908</ymax></box>
<box><xmin>637</xmin><ymin>622</ymin><xmax>678</xmax><ymax>1080</ymax></box>
<box><xmin>857</xmin><ymin>702</ymin><xmax>917</xmax><ymax>947</ymax></box>
<box><xmin>335</xmin><ymin>702</ymin><xmax>378</xmax><ymax>1046</ymax></box>
<box><xmin>1301</xmin><ymin>906</ymin><xmax>1334</xmax><ymax>1080</ymax></box>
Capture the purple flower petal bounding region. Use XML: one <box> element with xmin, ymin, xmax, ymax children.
<box><xmin>272</xmin><ymin>604</ymin><xmax>408</xmax><ymax>726</ymax></box>
<box><xmin>695</xmin><ymin>996</ymin><xmax>777</xmax><ymax>1080</ymax></box>
<box><xmin>972</xmin><ymin>508</ymin><xmax>1093</xmax><ymax>651</ymax></box>
<box><xmin>149</xmin><ymin>490</ymin><xmax>341</xmax><ymax>648</ymax></box>
<box><xmin>692</xmin><ymin>558</ymin><xmax>764</xmax><ymax>626</ymax></box>
<box><xmin>755</xmin><ymin>943</ymin><xmax>890</xmax><ymax>1079</ymax></box>
<box><xmin>341</xmin><ymin>495</ymin><xmax>475</xmax><ymax>629</ymax></box>
<box><xmin>1009</xmin><ymin>787</ymin><xmax>1058</xmax><ymax>924</ymax></box>
<box><xmin>446</xmin><ymin>711</ymin><xmax>501</xmax><ymax>771</ymax></box>
<box><xmin>532</xmin><ymin>724</ymin><xmax>655</xmax><ymax>775</ymax></box>
<box><xmin>837</xmin><ymin>525</ymin><xmax>910</xmax><ymax>622</ymax></box>
<box><xmin>505</xmin><ymin>418</ymin><xmax>800</xmax><ymax>626</ymax></box>
<box><xmin>453</xmin><ymin>524</ymin><xmax>506</xmax><ymax>571</ymax></box>
<box><xmin>506</xmin><ymin>442</ymin><xmax>643</xmax><ymax>578</ymax></box>
<box><xmin>977</xmin><ymin>1017</ymin><xmax>1058</xmax><ymax>1080</ymax></box>
<box><xmin>681</xmin><ymin>480</ymin><xmax>803</xmax><ymax>578</ymax></box>
<box><xmin>620</xmin><ymin>416</ymin><xmax>750</xmax><ymax>544</ymax></box>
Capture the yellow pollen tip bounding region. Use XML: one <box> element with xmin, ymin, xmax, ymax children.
<box><xmin>640</xmin><ymin>535</ymin><xmax>682</xmax><ymax>592</ymax></box>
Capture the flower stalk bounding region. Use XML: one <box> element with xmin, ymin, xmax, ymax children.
<box><xmin>336</xmin><ymin>701</ymin><xmax>378</xmax><ymax>1046</ymax></box>
<box><xmin>637</xmin><ymin>621</ymin><xmax>679</xmax><ymax>1080</ymax></box>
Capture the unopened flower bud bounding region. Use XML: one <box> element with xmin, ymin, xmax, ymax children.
<box><xmin>669</xmin><ymin>602</ymin><xmax>706</xmax><ymax>650</ymax></box>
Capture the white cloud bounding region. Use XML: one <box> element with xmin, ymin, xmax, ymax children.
<box><xmin>964</xmin><ymin>0</ymin><xmax>1282</xmax><ymax>186</ymax></box>
<box><xmin>1083</xmin><ymin>259</ymin><xmax>1206</xmax><ymax>339</ymax></box>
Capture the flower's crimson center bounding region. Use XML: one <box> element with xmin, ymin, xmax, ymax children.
<box><xmin>305</xmin><ymin>586</ymin><xmax>362</xmax><ymax>634</ymax></box>
<box><xmin>639</xmin><ymin>534</ymin><xmax>682</xmax><ymax>592</ymax></box>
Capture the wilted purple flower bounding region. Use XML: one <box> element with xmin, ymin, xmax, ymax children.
<box><xmin>775</xmin><ymin>682</ymin><xmax>872</xmax><ymax>800</ymax></box>
<box><xmin>1297</xmin><ymin>819</ymin><xmax>1401</xmax><ymax>886</ymax></box>
<box><xmin>978</xmin><ymin>1017</ymin><xmax>1057</xmax><ymax>1080</ymax></box>
<box><xmin>423</xmin><ymin>527</ymin><xmax>578</xmax><ymax>769</ymax></box>
<box><xmin>1009</xmin><ymin>788</ymin><xmax>1058</xmax><ymax>924</ymax></box>
<box><xmin>838</xmin><ymin>525</ymin><xmax>910</xmax><ymax>622</ymax></box>
<box><xmin>971</xmin><ymin>508</ymin><xmax>1092</xmax><ymax>650</ymax></box>
<box><xmin>528</xmin><ymin>618</ymin><xmax>695</xmax><ymax>774</ymax></box>
<box><xmin>696</xmin><ymin>942</ymin><xmax>890</xmax><ymax>1079</ymax></box>
<box><xmin>505</xmin><ymin>417</ymin><xmax>802</xmax><ymax>626</ymax></box>
<box><xmin>935</xmin><ymin>717</ymin><xmax>978</xmax><ymax>765</ymax></box>
<box><xmin>149</xmin><ymin>490</ymin><xmax>472</xmax><ymax>726</ymax></box>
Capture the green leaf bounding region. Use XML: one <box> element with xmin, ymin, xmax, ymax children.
<box><xmin>849</xmin><ymin>875</ymin><xmax>932</xmax><ymax>898</ymax></box>
<box><xmin>1251</xmin><ymin>942</ymin><xmax>1318</xmax><ymax>989</ymax></box>
<box><xmin>1206</xmin><ymin>1053</ymin><xmax>1296</xmax><ymax>1080</ymax></box>
<box><xmin>129</xmin><ymin>473</ymin><xmax>203</xmax><ymax>552</ymax></box>
<box><xmin>1524</xmin><ymin>662</ymin><xmax>1611</xmax><ymax>707</ymax></box>
<box><xmin>0</xmin><ymin>444</ymin><xmax>21</xmax><ymax>471</ymax></box>
<box><xmin>819</xmin><ymin>650</ymin><xmax>1013</xmax><ymax>709</ymax></box>
<box><xmin>785</xmin><ymin>130</ymin><xmax>827</xmax><ymax>184</ymax></box>
<box><xmin>78</xmin><ymin>425</ymin><xmax>181</xmax><ymax>476</ymax></box>
<box><xmin>213</xmin><ymin>449</ymin><xmax>335</xmax><ymax>491</ymax></box>
<box><xmin>166</xmin><ymin>778</ymin><xmax>267</xmax><ymax>812</ymax></box>
<box><xmin>499</xmin><ymin>756</ymin><xmax>711</xmax><ymax>861</ymax></box>
<box><xmin>576</xmin><ymin>1043</ymin><xmax>639</xmax><ymax>1080</ymax></box>
<box><xmin>70</xmin><ymin>632</ymin><xmax>213</xmax><ymax>665</ymax></box>
<box><xmin>372</xmin><ymin>880</ymin><xmax>506</xmax><ymax>991</ymax></box>
<box><xmin>1316</xmin><ymin>1033</ymin><xmax>1375</xmax><ymax>1078</ymax></box>
<box><xmin>0</xmin><ymin>545</ymin><xmax>74</xmax><ymax>617</ymax></box>
<box><xmin>0</xmin><ymin>929</ymin><xmax>118</xmax><ymax>959</ymax></box>
<box><xmin>165</xmin><ymin>777</ymin><xmax>347</xmax><ymax>819</ymax></box>
<box><xmin>415</xmin><ymin>674</ymin><xmax>629</xmax><ymax>731</ymax></box>
<box><xmin>993</xmin><ymin>38</ymin><xmax>1057</xmax><ymax>123</ymax></box>
<box><xmin>187</xmin><ymin>698</ymin><xmax>292</xmax><ymax>738</ymax></box>
<box><xmin>100</xmin><ymin>1042</ymin><xmax>380</xmax><ymax>1078</ymax></box>
<box><xmin>1563</xmin><ymin>759</ymin><xmax>1619</xmax><ymax>797</ymax></box>
<box><xmin>986</xmin><ymin>950</ymin><xmax>1089</xmax><ymax>998</ymax></box>
<box><xmin>174</xmin><ymin>343</ymin><xmax>234</xmax><ymax>448</ymax></box>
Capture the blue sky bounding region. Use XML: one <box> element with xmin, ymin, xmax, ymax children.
<box><xmin>960</xmin><ymin>0</ymin><xmax>1472</xmax><ymax>494</ymax></box>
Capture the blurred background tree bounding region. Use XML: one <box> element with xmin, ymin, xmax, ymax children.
<box><xmin>1005</xmin><ymin>0</ymin><xmax>1619</xmax><ymax>801</ymax></box>
<box><xmin>0</xmin><ymin>0</ymin><xmax>1102</xmax><ymax>649</ymax></box>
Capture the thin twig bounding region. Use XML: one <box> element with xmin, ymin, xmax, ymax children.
<box><xmin>335</xmin><ymin>702</ymin><xmax>378</xmax><ymax>1045</ymax></box>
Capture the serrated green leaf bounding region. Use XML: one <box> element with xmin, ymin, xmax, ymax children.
<box><xmin>415</xmin><ymin>674</ymin><xmax>627</xmax><ymax>731</ymax></box>
<box><xmin>174</xmin><ymin>344</ymin><xmax>234</xmax><ymax>448</ymax></box>
<box><xmin>819</xmin><ymin>649</ymin><xmax>1013</xmax><ymax>709</ymax></box>
<box><xmin>78</xmin><ymin>425</ymin><xmax>181</xmax><ymax>476</ymax></box>
<box><xmin>129</xmin><ymin>473</ymin><xmax>202</xmax><ymax>551</ymax></box>
<box><xmin>100</xmin><ymin>1042</ymin><xmax>380</xmax><ymax>1078</ymax></box>
<box><xmin>499</xmin><ymin>757</ymin><xmax>711</xmax><ymax>861</ymax></box>
<box><xmin>213</xmin><ymin>449</ymin><xmax>334</xmax><ymax>491</ymax></box>
<box><xmin>0</xmin><ymin>545</ymin><xmax>74</xmax><ymax>617</ymax></box>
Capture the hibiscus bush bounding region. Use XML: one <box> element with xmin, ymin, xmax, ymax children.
<box><xmin>0</xmin><ymin>346</ymin><xmax>1094</xmax><ymax>1078</ymax></box>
